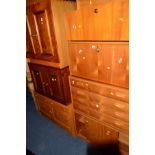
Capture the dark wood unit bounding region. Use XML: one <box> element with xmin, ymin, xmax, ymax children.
<box><xmin>26</xmin><ymin>0</ymin><xmax>59</xmax><ymax>62</ymax></box>
<box><xmin>28</xmin><ymin>63</ymin><xmax>71</xmax><ymax>105</ymax></box>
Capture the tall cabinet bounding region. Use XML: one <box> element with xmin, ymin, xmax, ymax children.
<box><xmin>26</xmin><ymin>0</ymin><xmax>77</xmax><ymax>135</ymax></box>
<box><xmin>65</xmin><ymin>0</ymin><xmax>129</xmax><ymax>153</ymax></box>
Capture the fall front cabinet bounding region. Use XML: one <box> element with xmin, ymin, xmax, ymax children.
<box><xmin>65</xmin><ymin>0</ymin><xmax>129</xmax><ymax>41</ymax></box>
<box><xmin>26</xmin><ymin>0</ymin><xmax>59</xmax><ymax>62</ymax></box>
<box><xmin>28</xmin><ymin>63</ymin><xmax>71</xmax><ymax>105</ymax></box>
<box><xmin>68</xmin><ymin>42</ymin><xmax>129</xmax><ymax>88</ymax></box>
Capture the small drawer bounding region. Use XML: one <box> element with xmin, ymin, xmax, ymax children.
<box><xmin>70</xmin><ymin>78</ymin><xmax>89</xmax><ymax>90</ymax></box>
<box><xmin>74</xmin><ymin>102</ymin><xmax>89</xmax><ymax>114</ymax></box>
<box><xmin>89</xmin><ymin>83</ymin><xmax>129</xmax><ymax>103</ymax></box>
<box><xmin>88</xmin><ymin>109</ymin><xmax>102</xmax><ymax>120</ymax></box>
<box><xmin>102</xmin><ymin>114</ymin><xmax>129</xmax><ymax>133</ymax></box>
<box><xmin>102</xmin><ymin>108</ymin><xmax>129</xmax><ymax>122</ymax></box>
<box><xmin>71</xmin><ymin>87</ymin><xmax>88</xmax><ymax>99</ymax></box>
<box><xmin>101</xmin><ymin>96</ymin><xmax>129</xmax><ymax>113</ymax></box>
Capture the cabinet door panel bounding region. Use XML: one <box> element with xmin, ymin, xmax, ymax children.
<box><xmin>65</xmin><ymin>10</ymin><xmax>84</xmax><ymax>40</ymax></box>
<box><xmin>28</xmin><ymin>64</ymin><xmax>44</xmax><ymax>94</ymax></box>
<box><xmin>98</xmin><ymin>45</ymin><xmax>113</xmax><ymax>84</ymax></box>
<box><xmin>112</xmin><ymin>0</ymin><xmax>129</xmax><ymax>40</ymax></box>
<box><xmin>111</xmin><ymin>45</ymin><xmax>129</xmax><ymax>88</ymax></box>
<box><xmin>69</xmin><ymin>43</ymin><xmax>98</xmax><ymax>80</ymax></box>
<box><xmin>26</xmin><ymin>0</ymin><xmax>59</xmax><ymax>62</ymax></box>
<box><xmin>26</xmin><ymin>14</ymin><xmax>42</xmax><ymax>55</ymax></box>
<box><xmin>47</xmin><ymin>69</ymin><xmax>65</xmax><ymax>102</ymax></box>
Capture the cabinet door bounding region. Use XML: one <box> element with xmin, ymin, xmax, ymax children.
<box><xmin>112</xmin><ymin>0</ymin><xmax>129</xmax><ymax>40</ymax></box>
<box><xmin>111</xmin><ymin>45</ymin><xmax>129</xmax><ymax>88</ymax></box>
<box><xmin>65</xmin><ymin>10</ymin><xmax>84</xmax><ymax>40</ymax></box>
<box><xmin>47</xmin><ymin>68</ymin><xmax>65</xmax><ymax>103</ymax></box>
<box><xmin>68</xmin><ymin>43</ymin><xmax>98</xmax><ymax>80</ymax></box>
<box><xmin>98</xmin><ymin>44</ymin><xmax>129</xmax><ymax>88</ymax></box>
<box><xmin>82</xmin><ymin>2</ymin><xmax>113</xmax><ymax>40</ymax></box>
<box><xmin>28</xmin><ymin>64</ymin><xmax>45</xmax><ymax>94</ymax></box>
<box><xmin>26</xmin><ymin>0</ymin><xmax>59</xmax><ymax>62</ymax></box>
<box><xmin>75</xmin><ymin>113</ymin><xmax>118</xmax><ymax>144</ymax></box>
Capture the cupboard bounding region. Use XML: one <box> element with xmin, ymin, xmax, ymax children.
<box><xmin>26</xmin><ymin>0</ymin><xmax>59</xmax><ymax>62</ymax></box>
<box><xmin>35</xmin><ymin>92</ymin><xmax>75</xmax><ymax>134</ymax></box>
<box><xmin>65</xmin><ymin>0</ymin><xmax>129</xmax><ymax>150</ymax></box>
<box><xmin>65</xmin><ymin>0</ymin><xmax>129</xmax><ymax>41</ymax></box>
<box><xmin>28</xmin><ymin>63</ymin><xmax>71</xmax><ymax>105</ymax></box>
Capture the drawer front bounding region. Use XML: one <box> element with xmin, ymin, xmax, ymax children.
<box><xmin>88</xmin><ymin>82</ymin><xmax>129</xmax><ymax>103</ymax></box>
<box><xmin>70</xmin><ymin>76</ymin><xmax>129</xmax><ymax>102</ymax></box>
<box><xmin>74</xmin><ymin>101</ymin><xmax>89</xmax><ymax>114</ymax></box>
<box><xmin>54</xmin><ymin>110</ymin><xmax>70</xmax><ymax>125</ymax></box>
<box><xmin>102</xmin><ymin>108</ymin><xmax>128</xmax><ymax>122</ymax></box>
<box><xmin>102</xmin><ymin>114</ymin><xmax>129</xmax><ymax>133</ymax></box>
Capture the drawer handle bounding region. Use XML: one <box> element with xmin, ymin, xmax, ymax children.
<box><xmin>106</xmin><ymin>130</ymin><xmax>111</xmax><ymax>136</ymax></box>
<box><xmin>110</xmin><ymin>92</ymin><xmax>114</xmax><ymax>95</ymax></box>
<box><xmin>96</xmin><ymin>104</ymin><xmax>99</xmax><ymax>108</ymax></box>
<box><xmin>114</xmin><ymin>112</ymin><xmax>123</xmax><ymax>117</ymax></box>
<box><xmin>114</xmin><ymin>103</ymin><xmax>125</xmax><ymax>109</ymax></box>
<box><xmin>114</xmin><ymin>121</ymin><xmax>123</xmax><ymax>126</ymax></box>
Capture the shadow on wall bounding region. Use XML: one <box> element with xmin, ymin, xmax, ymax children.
<box><xmin>87</xmin><ymin>142</ymin><xmax>121</xmax><ymax>155</ymax></box>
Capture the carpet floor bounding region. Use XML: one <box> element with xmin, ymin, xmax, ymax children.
<box><xmin>26</xmin><ymin>88</ymin><xmax>88</xmax><ymax>155</ymax></box>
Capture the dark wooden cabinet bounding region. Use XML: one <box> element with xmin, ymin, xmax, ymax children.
<box><xmin>26</xmin><ymin>0</ymin><xmax>59</xmax><ymax>62</ymax></box>
<box><xmin>29</xmin><ymin>63</ymin><xmax>71</xmax><ymax>105</ymax></box>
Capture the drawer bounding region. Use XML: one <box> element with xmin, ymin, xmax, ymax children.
<box><xmin>70</xmin><ymin>76</ymin><xmax>129</xmax><ymax>102</ymax></box>
<box><xmin>71</xmin><ymin>87</ymin><xmax>88</xmax><ymax>102</ymax></box>
<box><xmin>54</xmin><ymin>110</ymin><xmax>70</xmax><ymax>125</ymax></box>
<box><xmin>88</xmin><ymin>109</ymin><xmax>102</xmax><ymax>120</ymax></box>
<box><xmin>74</xmin><ymin>102</ymin><xmax>89</xmax><ymax>114</ymax></box>
<box><xmin>35</xmin><ymin>92</ymin><xmax>53</xmax><ymax>105</ymax></box>
<box><xmin>102</xmin><ymin>107</ymin><xmax>129</xmax><ymax>122</ymax></box>
<box><xmin>101</xmin><ymin>97</ymin><xmax>129</xmax><ymax>113</ymax></box>
<box><xmin>102</xmin><ymin>114</ymin><xmax>129</xmax><ymax>133</ymax></box>
<box><xmin>88</xmin><ymin>82</ymin><xmax>129</xmax><ymax>103</ymax></box>
<box><xmin>88</xmin><ymin>91</ymin><xmax>128</xmax><ymax>113</ymax></box>
<box><xmin>70</xmin><ymin>77</ymin><xmax>89</xmax><ymax>90</ymax></box>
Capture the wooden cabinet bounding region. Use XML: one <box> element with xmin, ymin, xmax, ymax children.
<box><xmin>34</xmin><ymin>92</ymin><xmax>75</xmax><ymax>135</ymax></box>
<box><xmin>26</xmin><ymin>0</ymin><xmax>59</xmax><ymax>62</ymax></box>
<box><xmin>75</xmin><ymin>112</ymin><xmax>118</xmax><ymax>144</ymax></box>
<box><xmin>68</xmin><ymin>42</ymin><xmax>129</xmax><ymax>88</ymax></box>
<box><xmin>70</xmin><ymin>76</ymin><xmax>129</xmax><ymax>133</ymax></box>
<box><xmin>35</xmin><ymin>92</ymin><xmax>54</xmax><ymax>119</ymax></box>
<box><xmin>65</xmin><ymin>0</ymin><xmax>129</xmax><ymax>41</ymax></box>
<box><xmin>29</xmin><ymin>63</ymin><xmax>71</xmax><ymax>105</ymax></box>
